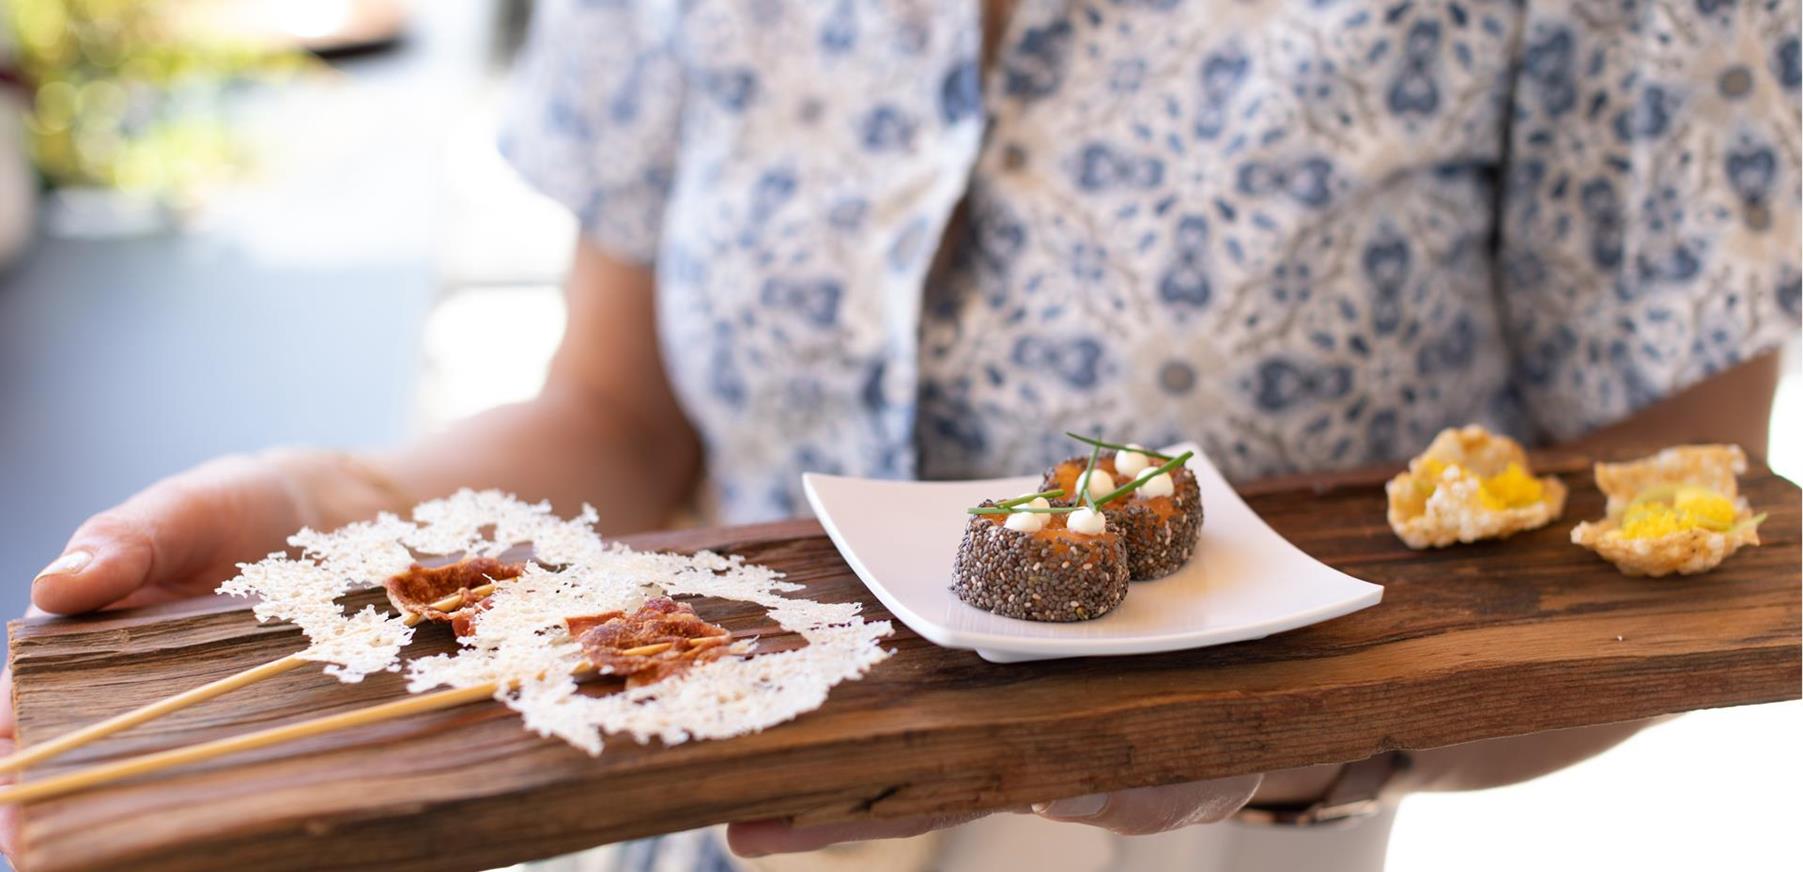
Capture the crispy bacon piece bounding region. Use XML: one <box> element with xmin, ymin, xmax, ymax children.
<box><xmin>573</xmin><ymin>596</ymin><xmax>735</xmax><ymax>688</ymax></box>
<box><xmin>384</xmin><ymin>557</ymin><xmax>525</xmax><ymax>628</ymax></box>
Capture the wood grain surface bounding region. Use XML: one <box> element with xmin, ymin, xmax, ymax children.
<box><xmin>8</xmin><ymin>458</ymin><xmax>1799</xmax><ymax>872</ymax></box>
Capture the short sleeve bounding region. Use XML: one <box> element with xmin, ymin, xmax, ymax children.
<box><xmin>498</xmin><ymin>0</ymin><xmax>686</xmax><ymax>264</ymax></box>
<box><xmin>1494</xmin><ymin>2</ymin><xmax>1801</xmax><ymax>441</ymax></box>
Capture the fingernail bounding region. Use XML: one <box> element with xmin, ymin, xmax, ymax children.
<box><xmin>33</xmin><ymin>551</ymin><xmax>92</xmax><ymax>583</ymax></box>
<box><xmin>1033</xmin><ymin>793</ymin><xmax>1107</xmax><ymax>819</ymax></box>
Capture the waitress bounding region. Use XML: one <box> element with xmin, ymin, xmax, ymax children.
<box><xmin>10</xmin><ymin>0</ymin><xmax>1795</xmax><ymax>869</ymax></box>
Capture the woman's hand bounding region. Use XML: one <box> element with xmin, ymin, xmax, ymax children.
<box><xmin>0</xmin><ymin>448</ymin><xmax>398</xmax><ymax>866</ymax></box>
<box><xmin>725</xmin><ymin>774</ymin><xmax>1265</xmax><ymax>857</ymax></box>
<box><xmin>23</xmin><ymin>449</ymin><xmax>382</xmax><ymax>615</ymax></box>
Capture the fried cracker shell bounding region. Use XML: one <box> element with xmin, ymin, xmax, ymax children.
<box><xmin>1572</xmin><ymin>444</ymin><xmax>1759</xmax><ymax>577</ymax></box>
<box><xmin>1386</xmin><ymin>425</ymin><xmax>1567</xmax><ymax>549</ymax></box>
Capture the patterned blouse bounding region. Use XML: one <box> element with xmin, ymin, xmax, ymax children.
<box><xmin>503</xmin><ymin>0</ymin><xmax>1800</xmax><ymax>525</ymax></box>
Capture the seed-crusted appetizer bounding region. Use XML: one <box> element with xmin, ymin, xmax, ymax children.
<box><xmin>1040</xmin><ymin>435</ymin><xmax>1204</xmax><ymax>580</ymax></box>
<box><xmin>952</xmin><ymin>489</ymin><xmax>1130</xmax><ymax>622</ymax></box>
<box><xmin>1386</xmin><ymin>425</ymin><xmax>1567</xmax><ymax>548</ymax></box>
<box><xmin>1570</xmin><ymin>445</ymin><xmax>1765</xmax><ymax>577</ymax></box>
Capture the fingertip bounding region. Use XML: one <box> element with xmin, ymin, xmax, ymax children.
<box><xmin>30</xmin><ymin>558</ymin><xmax>116</xmax><ymax>615</ymax></box>
<box><xmin>1033</xmin><ymin>793</ymin><xmax>1108</xmax><ymax>821</ymax></box>
<box><xmin>725</xmin><ymin>815</ymin><xmax>975</xmax><ymax>857</ymax></box>
<box><xmin>32</xmin><ymin>523</ymin><xmax>155</xmax><ymax>615</ymax></box>
<box><xmin>723</xmin><ymin>820</ymin><xmax>780</xmax><ymax>858</ymax></box>
<box><xmin>28</xmin><ymin>556</ymin><xmax>91</xmax><ymax>615</ymax></box>
<box><xmin>1037</xmin><ymin>776</ymin><xmax>1264</xmax><ymax>836</ymax></box>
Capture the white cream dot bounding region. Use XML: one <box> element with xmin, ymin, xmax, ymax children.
<box><xmin>1067</xmin><ymin>507</ymin><xmax>1107</xmax><ymax>535</ymax></box>
<box><xmin>1114</xmin><ymin>445</ymin><xmax>1151</xmax><ymax>478</ymax></box>
<box><xmin>1076</xmin><ymin>469</ymin><xmax>1116</xmax><ymax>501</ymax></box>
<box><xmin>1138</xmin><ymin>471</ymin><xmax>1175</xmax><ymax>498</ymax></box>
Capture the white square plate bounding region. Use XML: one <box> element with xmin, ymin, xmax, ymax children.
<box><xmin>802</xmin><ymin>443</ymin><xmax>1383</xmax><ymax>663</ymax></box>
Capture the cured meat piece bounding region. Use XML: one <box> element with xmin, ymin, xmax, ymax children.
<box><xmin>384</xmin><ymin>557</ymin><xmax>525</xmax><ymax>624</ymax></box>
<box><xmin>573</xmin><ymin>596</ymin><xmax>735</xmax><ymax>688</ymax></box>
<box><xmin>563</xmin><ymin>611</ymin><xmax>625</xmax><ymax>638</ymax></box>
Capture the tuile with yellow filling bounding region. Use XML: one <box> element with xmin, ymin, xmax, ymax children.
<box><xmin>1570</xmin><ymin>445</ymin><xmax>1764</xmax><ymax>577</ymax></box>
<box><xmin>1386</xmin><ymin>425</ymin><xmax>1568</xmax><ymax>548</ymax></box>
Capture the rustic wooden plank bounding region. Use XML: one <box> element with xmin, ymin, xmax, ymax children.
<box><xmin>8</xmin><ymin>465</ymin><xmax>1799</xmax><ymax>872</ymax></box>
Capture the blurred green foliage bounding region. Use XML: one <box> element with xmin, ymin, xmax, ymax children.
<box><xmin>5</xmin><ymin>0</ymin><xmax>313</xmax><ymax>197</ymax></box>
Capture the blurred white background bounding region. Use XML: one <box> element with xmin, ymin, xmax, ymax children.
<box><xmin>1390</xmin><ymin>701</ymin><xmax>1802</xmax><ymax>871</ymax></box>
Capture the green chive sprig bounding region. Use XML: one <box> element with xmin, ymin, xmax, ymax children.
<box><xmin>1092</xmin><ymin>450</ymin><xmax>1194</xmax><ymax>505</ymax></box>
<box><xmin>1077</xmin><ymin>438</ymin><xmax>1104</xmax><ymax>511</ymax></box>
<box><xmin>967</xmin><ymin>505</ymin><xmax>1081</xmax><ymax>516</ymax></box>
<box><xmin>967</xmin><ymin>488</ymin><xmax>1067</xmax><ymax>515</ymax></box>
<box><xmin>997</xmin><ymin>488</ymin><xmax>1063</xmax><ymax>509</ymax></box>
<box><xmin>1063</xmin><ymin>432</ymin><xmax>1173</xmax><ymax>461</ymax></box>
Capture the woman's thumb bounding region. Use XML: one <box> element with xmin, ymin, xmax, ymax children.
<box><xmin>28</xmin><ymin>457</ymin><xmax>275</xmax><ymax>614</ymax></box>
<box><xmin>32</xmin><ymin>499</ymin><xmax>178</xmax><ymax>615</ymax></box>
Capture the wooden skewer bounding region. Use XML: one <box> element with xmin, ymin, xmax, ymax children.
<box><xmin>0</xmin><ymin>583</ymin><xmax>498</xmax><ymax>775</ymax></box>
<box><xmin>0</xmin><ymin>649</ymin><xmax>629</xmax><ymax>806</ymax></box>
<box><xmin>617</xmin><ymin>642</ymin><xmax>672</xmax><ymax>657</ymax></box>
<box><xmin>0</xmin><ymin>618</ymin><xmax>748</xmax><ymax>804</ymax></box>
<box><xmin>0</xmin><ymin>655</ymin><xmax>312</xmax><ymax>777</ymax></box>
<box><xmin>0</xmin><ymin>682</ymin><xmax>505</xmax><ymax>805</ymax></box>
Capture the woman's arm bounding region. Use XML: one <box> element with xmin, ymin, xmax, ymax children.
<box><xmin>1258</xmin><ymin>350</ymin><xmax>1784</xmax><ymax>805</ymax></box>
<box><xmin>1392</xmin><ymin>350</ymin><xmax>1782</xmax><ymax>795</ymax></box>
<box><xmin>1570</xmin><ymin>352</ymin><xmax>1780</xmax><ymax>458</ymax></box>
<box><xmin>370</xmin><ymin>240</ymin><xmax>702</xmax><ymax>533</ymax></box>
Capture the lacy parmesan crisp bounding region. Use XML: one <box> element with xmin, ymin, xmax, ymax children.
<box><xmin>1570</xmin><ymin>445</ymin><xmax>1764</xmax><ymax>577</ymax></box>
<box><xmin>220</xmin><ymin>490</ymin><xmax>892</xmax><ymax>752</ymax></box>
<box><xmin>1385</xmin><ymin>425</ymin><xmax>1567</xmax><ymax>549</ymax></box>
<box><xmin>219</xmin><ymin>491</ymin><xmax>607</xmax><ymax>681</ymax></box>
<box><xmin>405</xmin><ymin>550</ymin><xmax>892</xmax><ymax>754</ymax></box>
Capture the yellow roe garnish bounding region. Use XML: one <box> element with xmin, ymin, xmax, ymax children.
<box><xmin>1673</xmin><ymin>486</ymin><xmax>1736</xmax><ymax>529</ymax></box>
<box><xmin>1619</xmin><ymin>502</ymin><xmax>1683</xmax><ymax>539</ymax></box>
<box><xmin>1412</xmin><ymin>459</ymin><xmax>1547</xmax><ymax>510</ymax></box>
<box><xmin>1414</xmin><ymin>457</ymin><xmax>1449</xmax><ymax>495</ymax></box>
<box><xmin>1618</xmin><ymin>484</ymin><xmax>1737</xmax><ymax>539</ymax></box>
<box><xmin>1477</xmin><ymin>462</ymin><xmax>1545</xmax><ymax>510</ymax></box>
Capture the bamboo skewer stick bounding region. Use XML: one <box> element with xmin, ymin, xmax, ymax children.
<box><xmin>0</xmin><ymin>583</ymin><xmax>498</xmax><ymax>775</ymax></box>
<box><xmin>0</xmin><ymin>638</ymin><xmax>726</xmax><ymax>804</ymax></box>
<box><xmin>0</xmin><ymin>683</ymin><xmax>506</xmax><ymax>805</ymax></box>
<box><xmin>0</xmin><ymin>655</ymin><xmax>312</xmax><ymax>776</ymax></box>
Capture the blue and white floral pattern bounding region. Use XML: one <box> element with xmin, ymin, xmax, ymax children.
<box><xmin>504</xmin><ymin>0</ymin><xmax>1800</xmax><ymax>524</ymax></box>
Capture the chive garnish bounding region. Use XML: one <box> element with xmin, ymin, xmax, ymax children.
<box><xmin>1077</xmin><ymin>438</ymin><xmax>1104</xmax><ymax>511</ymax></box>
<box><xmin>962</xmin><ymin>443</ymin><xmax>1191</xmax><ymax>517</ymax></box>
<box><xmin>966</xmin><ymin>488</ymin><xmax>1067</xmax><ymax>516</ymax></box>
<box><xmin>1091</xmin><ymin>450</ymin><xmax>1194</xmax><ymax>506</ymax></box>
<box><xmin>1063</xmin><ymin>432</ymin><xmax>1173</xmax><ymax>461</ymax></box>
<box><xmin>996</xmin><ymin>488</ymin><xmax>1064</xmax><ymax>509</ymax></box>
<box><xmin>967</xmin><ymin>505</ymin><xmax>1082</xmax><ymax>515</ymax></box>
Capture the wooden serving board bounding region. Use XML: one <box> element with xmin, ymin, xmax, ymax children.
<box><xmin>9</xmin><ymin>457</ymin><xmax>1800</xmax><ymax>872</ymax></box>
